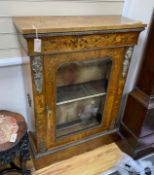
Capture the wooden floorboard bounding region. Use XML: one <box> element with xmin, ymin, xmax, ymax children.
<box><xmin>32</xmin><ymin>143</ymin><xmax>122</xmax><ymax>175</ymax></box>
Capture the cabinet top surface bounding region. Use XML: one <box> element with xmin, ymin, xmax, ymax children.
<box><xmin>13</xmin><ymin>15</ymin><xmax>146</xmax><ymax>35</ymax></box>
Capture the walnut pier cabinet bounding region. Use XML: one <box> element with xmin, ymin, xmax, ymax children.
<box><xmin>13</xmin><ymin>16</ymin><xmax>145</xmax><ymax>169</ymax></box>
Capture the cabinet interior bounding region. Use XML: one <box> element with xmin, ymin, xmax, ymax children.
<box><xmin>56</xmin><ymin>58</ymin><xmax>112</xmax><ymax>137</ymax></box>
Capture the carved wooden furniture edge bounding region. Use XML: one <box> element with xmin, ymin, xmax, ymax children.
<box><xmin>12</xmin><ymin>16</ymin><xmax>146</xmax><ymax>35</ymax></box>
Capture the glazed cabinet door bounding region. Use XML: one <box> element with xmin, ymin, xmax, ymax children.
<box><xmin>44</xmin><ymin>47</ymin><xmax>128</xmax><ymax>149</ymax></box>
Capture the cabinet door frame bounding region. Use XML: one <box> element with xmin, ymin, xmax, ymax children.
<box><xmin>43</xmin><ymin>47</ymin><xmax>127</xmax><ymax>149</ymax></box>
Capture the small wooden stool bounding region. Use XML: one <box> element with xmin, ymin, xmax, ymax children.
<box><xmin>0</xmin><ymin>110</ymin><xmax>31</xmax><ymax>175</ymax></box>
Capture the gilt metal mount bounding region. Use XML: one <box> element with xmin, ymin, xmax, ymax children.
<box><xmin>122</xmin><ymin>47</ymin><xmax>134</xmax><ymax>78</ymax></box>
<box><xmin>31</xmin><ymin>56</ymin><xmax>43</xmax><ymax>93</ymax></box>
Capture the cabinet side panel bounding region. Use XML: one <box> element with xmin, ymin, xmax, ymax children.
<box><xmin>23</xmin><ymin>62</ymin><xmax>35</xmax><ymax>133</ymax></box>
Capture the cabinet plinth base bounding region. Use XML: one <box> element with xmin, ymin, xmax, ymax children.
<box><xmin>29</xmin><ymin>131</ymin><xmax>120</xmax><ymax>170</ymax></box>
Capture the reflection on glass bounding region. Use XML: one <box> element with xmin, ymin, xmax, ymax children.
<box><xmin>56</xmin><ymin>58</ymin><xmax>112</xmax><ymax>137</ymax></box>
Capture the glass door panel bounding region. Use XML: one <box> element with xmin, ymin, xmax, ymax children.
<box><xmin>56</xmin><ymin>58</ymin><xmax>112</xmax><ymax>137</ymax></box>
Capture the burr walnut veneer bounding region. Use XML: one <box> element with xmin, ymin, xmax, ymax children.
<box><xmin>13</xmin><ymin>16</ymin><xmax>145</xmax><ymax>169</ymax></box>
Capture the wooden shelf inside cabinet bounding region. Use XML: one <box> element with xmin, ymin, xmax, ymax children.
<box><xmin>13</xmin><ymin>15</ymin><xmax>145</xmax><ymax>169</ymax></box>
<box><xmin>56</xmin><ymin>80</ymin><xmax>107</xmax><ymax>105</ymax></box>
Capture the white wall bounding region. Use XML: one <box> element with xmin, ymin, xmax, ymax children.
<box><xmin>118</xmin><ymin>0</ymin><xmax>154</xmax><ymax>120</ymax></box>
<box><xmin>123</xmin><ymin>0</ymin><xmax>154</xmax><ymax>91</ymax></box>
<box><xmin>0</xmin><ymin>65</ymin><xmax>27</xmax><ymax>119</ymax></box>
<box><xmin>0</xmin><ymin>0</ymin><xmax>124</xmax><ymax>126</ymax></box>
